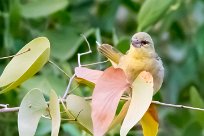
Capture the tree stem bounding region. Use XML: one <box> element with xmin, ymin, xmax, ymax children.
<box><xmin>1</xmin><ymin>97</ymin><xmax>204</xmax><ymax>113</ymax></box>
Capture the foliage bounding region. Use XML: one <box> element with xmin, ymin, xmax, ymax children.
<box><xmin>1</xmin><ymin>0</ymin><xmax>204</xmax><ymax>136</ymax></box>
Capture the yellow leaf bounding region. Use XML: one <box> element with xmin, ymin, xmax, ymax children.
<box><xmin>49</xmin><ymin>90</ymin><xmax>61</xmax><ymax>136</ymax></box>
<box><xmin>66</xmin><ymin>94</ymin><xmax>93</xmax><ymax>134</ymax></box>
<box><xmin>140</xmin><ymin>104</ymin><xmax>159</xmax><ymax>136</ymax></box>
<box><xmin>0</xmin><ymin>37</ymin><xmax>50</xmax><ymax>93</ymax></box>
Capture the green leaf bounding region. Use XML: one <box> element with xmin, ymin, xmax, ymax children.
<box><xmin>120</xmin><ymin>71</ymin><xmax>154</xmax><ymax>136</ymax></box>
<box><xmin>20</xmin><ymin>0</ymin><xmax>69</xmax><ymax>19</ymax></box>
<box><xmin>190</xmin><ymin>86</ymin><xmax>204</xmax><ymax>128</ymax></box>
<box><xmin>49</xmin><ymin>90</ymin><xmax>60</xmax><ymax>136</ymax></box>
<box><xmin>66</xmin><ymin>94</ymin><xmax>93</xmax><ymax>134</ymax></box>
<box><xmin>0</xmin><ymin>37</ymin><xmax>50</xmax><ymax>94</ymax></box>
<box><xmin>44</xmin><ymin>28</ymin><xmax>94</xmax><ymax>61</ymax></box>
<box><xmin>18</xmin><ymin>89</ymin><xmax>48</xmax><ymax>136</ymax></box>
<box><xmin>137</xmin><ymin>0</ymin><xmax>174</xmax><ymax>31</ymax></box>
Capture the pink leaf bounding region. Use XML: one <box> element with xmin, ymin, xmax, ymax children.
<box><xmin>92</xmin><ymin>67</ymin><xmax>130</xmax><ymax>136</ymax></box>
<box><xmin>75</xmin><ymin>67</ymin><xmax>103</xmax><ymax>84</ymax></box>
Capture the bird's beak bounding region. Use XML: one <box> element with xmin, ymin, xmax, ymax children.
<box><xmin>131</xmin><ymin>39</ymin><xmax>141</xmax><ymax>48</ymax></box>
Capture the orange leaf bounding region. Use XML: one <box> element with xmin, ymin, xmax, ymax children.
<box><xmin>140</xmin><ymin>104</ymin><xmax>159</xmax><ymax>136</ymax></box>
<box><xmin>92</xmin><ymin>67</ymin><xmax>129</xmax><ymax>136</ymax></box>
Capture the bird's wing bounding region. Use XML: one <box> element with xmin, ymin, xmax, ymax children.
<box><xmin>98</xmin><ymin>44</ymin><xmax>124</xmax><ymax>64</ymax></box>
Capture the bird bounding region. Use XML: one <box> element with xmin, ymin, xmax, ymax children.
<box><xmin>98</xmin><ymin>32</ymin><xmax>164</xmax><ymax>94</ymax></box>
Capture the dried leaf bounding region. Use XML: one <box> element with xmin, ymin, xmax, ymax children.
<box><xmin>120</xmin><ymin>71</ymin><xmax>154</xmax><ymax>136</ymax></box>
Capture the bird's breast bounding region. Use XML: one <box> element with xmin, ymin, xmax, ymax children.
<box><xmin>118</xmin><ymin>54</ymin><xmax>159</xmax><ymax>82</ymax></box>
<box><xmin>118</xmin><ymin>52</ymin><xmax>164</xmax><ymax>93</ymax></box>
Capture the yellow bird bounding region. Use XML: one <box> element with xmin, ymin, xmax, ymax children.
<box><xmin>98</xmin><ymin>32</ymin><xmax>164</xmax><ymax>93</ymax></box>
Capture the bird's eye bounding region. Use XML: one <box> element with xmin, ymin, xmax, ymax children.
<box><xmin>141</xmin><ymin>40</ymin><xmax>149</xmax><ymax>45</ymax></box>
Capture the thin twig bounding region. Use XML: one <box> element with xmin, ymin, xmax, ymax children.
<box><xmin>78</xmin><ymin>34</ymin><xmax>92</xmax><ymax>67</ymax></box>
<box><xmin>63</xmin><ymin>34</ymin><xmax>93</xmax><ymax>98</ymax></box>
<box><xmin>151</xmin><ymin>101</ymin><xmax>204</xmax><ymax>111</ymax></box>
<box><xmin>61</xmin><ymin>118</ymin><xmax>76</xmax><ymax>121</ymax></box>
<box><xmin>0</xmin><ymin>48</ymin><xmax>30</xmax><ymax>60</ymax></box>
<box><xmin>48</xmin><ymin>60</ymin><xmax>71</xmax><ymax>78</ymax></box>
<box><xmin>2</xmin><ymin>97</ymin><xmax>204</xmax><ymax>113</ymax></box>
<box><xmin>0</xmin><ymin>107</ymin><xmax>19</xmax><ymax>113</ymax></box>
<box><xmin>0</xmin><ymin>104</ymin><xmax>9</xmax><ymax>108</ymax></box>
<box><xmin>63</xmin><ymin>35</ymin><xmax>108</xmax><ymax>98</ymax></box>
<box><xmin>59</xmin><ymin>97</ymin><xmax>78</xmax><ymax>121</ymax></box>
<box><xmin>120</xmin><ymin>97</ymin><xmax>204</xmax><ymax>111</ymax></box>
<box><xmin>67</xmin><ymin>84</ymin><xmax>79</xmax><ymax>95</ymax></box>
<box><xmin>63</xmin><ymin>74</ymin><xmax>76</xmax><ymax>99</ymax></box>
<box><xmin>59</xmin><ymin>97</ymin><xmax>74</xmax><ymax>119</ymax></box>
<box><xmin>81</xmin><ymin>59</ymin><xmax>109</xmax><ymax>67</ymax></box>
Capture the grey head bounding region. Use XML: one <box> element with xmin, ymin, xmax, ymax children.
<box><xmin>131</xmin><ymin>32</ymin><xmax>155</xmax><ymax>51</ymax></box>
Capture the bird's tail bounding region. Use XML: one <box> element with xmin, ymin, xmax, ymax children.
<box><xmin>98</xmin><ymin>44</ymin><xmax>123</xmax><ymax>64</ymax></box>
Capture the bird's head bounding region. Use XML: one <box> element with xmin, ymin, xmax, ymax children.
<box><xmin>130</xmin><ymin>32</ymin><xmax>155</xmax><ymax>52</ymax></box>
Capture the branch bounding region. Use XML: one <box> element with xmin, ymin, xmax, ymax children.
<box><xmin>81</xmin><ymin>59</ymin><xmax>109</xmax><ymax>67</ymax></box>
<box><xmin>0</xmin><ymin>48</ymin><xmax>30</xmax><ymax>60</ymax></box>
<box><xmin>1</xmin><ymin>97</ymin><xmax>204</xmax><ymax>113</ymax></box>
<box><xmin>152</xmin><ymin>101</ymin><xmax>204</xmax><ymax>111</ymax></box>
<box><xmin>0</xmin><ymin>107</ymin><xmax>19</xmax><ymax>113</ymax></box>
<box><xmin>77</xmin><ymin>34</ymin><xmax>109</xmax><ymax>67</ymax></box>
<box><xmin>63</xmin><ymin>34</ymin><xmax>94</xmax><ymax>99</ymax></box>
<box><xmin>88</xmin><ymin>96</ymin><xmax>204</xmax><ymax>112</ymax></box>
<box><xmin>63</xmin><ymin>74</ymin><xmax>76</xmax><ymax>99</ymax></box>
<box><xmin>48</xmin><ymin>60</ymin><xmax>71</xmax><ymax>78</ymax></box>
<box><xmin>77</xmin><ymin>34</ymin><xmax>92</xmax><ymax>67</ymax></box>
<box><xmin>120</xmin><ymin>97</ymin><xmax>204</xmax><ymax>111</ymax></box>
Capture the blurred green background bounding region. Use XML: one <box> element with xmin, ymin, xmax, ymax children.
<box><xmin>1</xmin><ymin>0</ymin><xmax>204</xmax><ymax>135</ymax></box>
